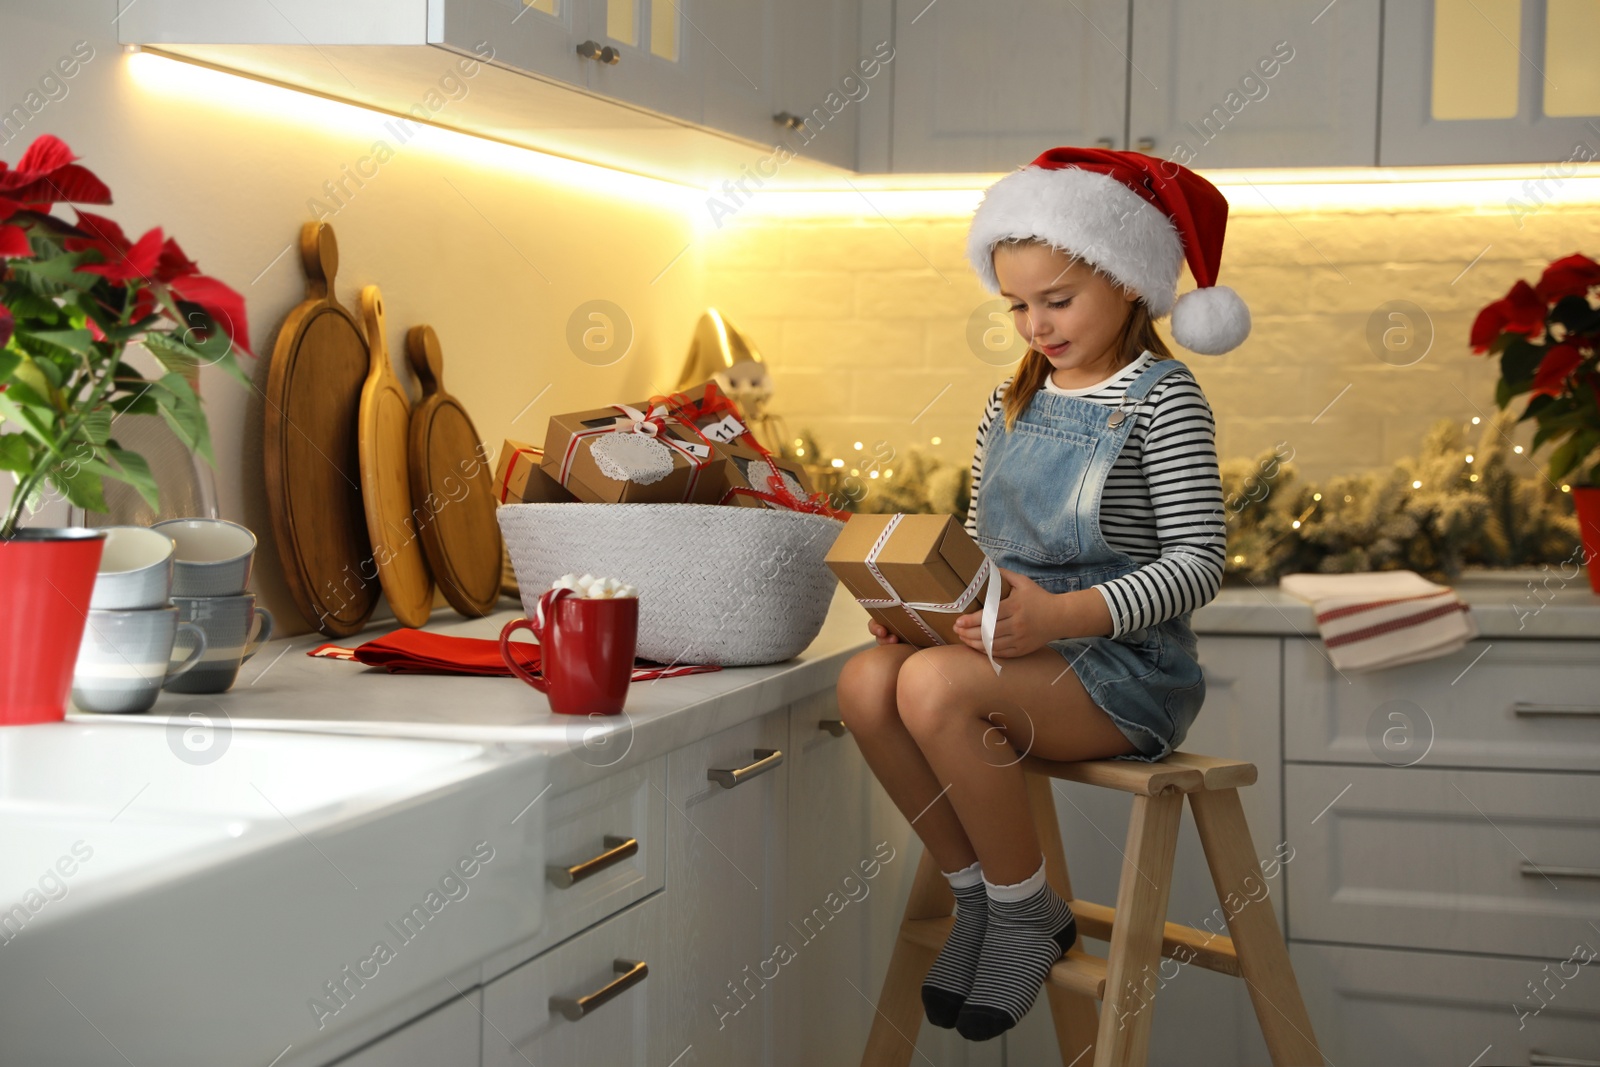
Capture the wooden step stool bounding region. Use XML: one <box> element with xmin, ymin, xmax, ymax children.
<box><xmin>861</xmin><ymin>752</ymin><xmax>1324</xmax><ymax>1067</ymax></box>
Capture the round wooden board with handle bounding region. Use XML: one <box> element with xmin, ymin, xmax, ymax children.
<box><xmin>358</xmin><ymin>286</ymin><xmax>435</xmax><ymax>628</ymax></box>
<box><xmin>262</xmin><ymin>222</ymin><xmax>379</xmax><ymax>637</ymax></box>
<box><xmin>406</xmin><ymin>325</ymin><xmax>504</xmax><ymax>617</ymax></box>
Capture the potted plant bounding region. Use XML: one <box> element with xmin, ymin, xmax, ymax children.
<box><xmin>1</xmin><ymin>134</ymin><xmax>249</xmax><ymax>724</ymax></box>
<box><xmin>1471</xmin><ymin>252</ymin><xmax>1600</xmax><ymax>593</ymax></box>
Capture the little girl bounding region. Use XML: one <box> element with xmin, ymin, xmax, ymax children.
<box><xmin>836</xmin><ymin>146</ymin><xmax>1246</xmax><ymax>1042</ymax></box>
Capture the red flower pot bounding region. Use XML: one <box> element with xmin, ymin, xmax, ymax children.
<box><xmin>1574</xmin><ymin>487</ymin><xmax>1600</xmax><ymax>596</ymax></box>
<box><xmin>0</xmin><ymin>528</ymin><xmax>106</xmax><ymax>725</ymax></box>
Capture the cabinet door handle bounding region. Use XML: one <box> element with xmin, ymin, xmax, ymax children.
<box><xmin>1513</xmin><ymin>702</ymin><xmax>1600</xmax><ymax>717</ymax></box>
<box><xmin>1520</xmin><ymin>862</ymin><xmax>1600</xmax><ymax>881</ymax></box>
<box><xmin>1135</xmin><ymin>136</ymin><xmax>1156</xmax><ymax>151</ymax></box>
<box><xmin>549</xmin><ymin>959</ymin><xmax>648</xmax><ymax>1021</ymax></box>
<box><xmin>1530</xmin><ymin>1054</ymin><xmax>1600</xmax><ymax>1066</ymax></box>
<box><xmin>817</xmin><ymin>718</ymin><xmax>848</xmax><ymax>737</ymax></box>
<box><xmin>547</xmin><ymin>835</ymin><xmax>638</xmax><ymax>888</ymax></box>
<box><xmin>1094</xmin><ymin>136</ymin><xmax>1115</xmax><ymax>149</ymax></box>
<box><xmin>707</xmin><ymin>748</ymin><xmax>783</xmax><ymax>788</ymax></box>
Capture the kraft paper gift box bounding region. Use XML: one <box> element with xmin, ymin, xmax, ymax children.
<box><xmin>666</xmin><ymin>380</ymin><xmax>754</xmax><ymax>447</ymax></box>
<box><xmin>824</xmin><ymin>513</ymin><xmax>1007</xmax><ymax>646</ymax></box>
<box><xmin>716</xmin><ymin>442</ymin><xmax>818</xmax><ymax>509</ymax></box>
<box><xmin>541</xmin><ymin>405</ymin><xmax>727</xmax><ymax>504</ymax></box>
<box><xmin>493</xmin><ymin>439</ymin><xmax>577</xmax><ymax>505</ymax></box>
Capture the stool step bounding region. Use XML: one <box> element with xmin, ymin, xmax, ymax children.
<box><xmin>900</xmin><ymin>918</ymin><xmax>1108</xmax><ymax>1000</ymax></box>
<box><xmin>1070</xmin><ymin>899</ymin><xmax>1241</xmax><ymax>977</ymax></box>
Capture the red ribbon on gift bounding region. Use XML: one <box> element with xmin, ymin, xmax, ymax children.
<box><xmin>646</xmin><ymin>382</ymin><xmax>849</xmax><ymax>521</ymax></box>
<box><xmin>497</xmin><ymin>444</ymin><xmax>542</xmax><ymax>504</ymax></box>
<box><xmin>555</xmin><ymin>402</ymin><xmax>716</xmax><ymax>501</ymax></box>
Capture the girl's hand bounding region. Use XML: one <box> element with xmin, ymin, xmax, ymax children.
<box><xmin>867</xmin><ymin>619</ymin><xmax>903</xmax><ymax>645</ymax></box>
<box><xmin>952</xmin><ymin>568</ymin><xmax>1066</xmax><ymax>658</ymax></box>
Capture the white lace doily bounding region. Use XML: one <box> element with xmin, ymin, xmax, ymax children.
<box><xmin>590</xmin><ymin>432</ymin><xmax>675</xmax><ymax>485</ymax></box>
<box><xmin>746</xmin><ymin>459</ymin><xmax>805</xmax><ymax>499</ymax></box>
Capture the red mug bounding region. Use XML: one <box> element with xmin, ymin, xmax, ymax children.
<box><xmin>499</xmin><ymin>588</ymin><xmax>639</xmax><ymax>715</ymax></box>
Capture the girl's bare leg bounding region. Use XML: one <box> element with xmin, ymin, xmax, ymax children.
<box><xmin>894</xmin><ymin>643</ymin><xmax>1138</xmax><ymax>884</ymax></box>
<box><xmin>835</xmin><ymin>643</ymin><xmax>979</xmax><ymax>872</ymax></box>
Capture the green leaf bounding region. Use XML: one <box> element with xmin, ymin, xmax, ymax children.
<box><xmin>109</xmin><ymin>390</ymin><xmax>159</xmax><ymax>417</ymax></box>
<box><xmin>10</xmin><ymin>251</ymin><xmax>101</xmax><ymax>292</ymax></box>
<box><xmin>47</xmin><ymin>456</ymin><xmax>107</xmax><ymax>513</ymax></box>
<box><xmin>1500</xmin><ymin>340</ymin><xmax>1544</xmax><ymax>388</ymax></box>
<box><xmin>105</xmin><ymin>445</ymin><xmax>160</xmax><ymax>512</ymax></box>
<box><xmin>79</xmin><ymin>408</ymin><xmax>112</xmax><ymax>447</ymax></box>
<box><xmin>0</xmin><ymin>433</ymin><xmax>34</xmax><ymax>473</ymax></box>
<box><xmin>19</xmin><ymin>328</ymin><xmax>95</xmax><ymax>356</ymax></box>
<box><xmin>1548</xmin><ymin>428</ymin><xmax>1600</xmax><ymax>481</ymax></box>
<box><xmin>1494</xmin><ymin>377</ymin><xmax>1514</xmax><ymax>409</ymax></box>
<box><xmin>0</xmin><ymin>390</ymin><xmax>56</xmax><ymax>445</ymax></box>
<box><xmin>152</xmin><ymin>371</ymin><xmax>214</xmax><ymax>465</ymax></box>
<box><xmin>141</xmin><ymin>332</ymin><xmax>201</xmax><ymax>377</ymax></box>
<box><xmin>0</xmin><ymin>348</ymin><xmax>20</xmax><ymax>384</ymax></box>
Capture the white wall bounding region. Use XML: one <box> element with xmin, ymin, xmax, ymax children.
<box><xmin>1</xmin><ymin>0</ymin><xmax>712</xmax><ymax>636</ymax></box>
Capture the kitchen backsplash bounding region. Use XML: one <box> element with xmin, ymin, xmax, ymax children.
<box><xmin>703</xmin><ymin>197</ymin><xmax>1600</xmax><ymax>489</ymax></box>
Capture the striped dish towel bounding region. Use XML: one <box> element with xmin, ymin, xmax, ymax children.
<box><xmin>1278</xmin><ymin>570</ymin><xmax>1478</xmax><ymax>673</ymax></box>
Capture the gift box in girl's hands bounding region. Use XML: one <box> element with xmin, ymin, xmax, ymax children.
<box><xmin>825</xmin><ymin>513</ymin><xmax>1008</xmax><ymax>646</ymax></box>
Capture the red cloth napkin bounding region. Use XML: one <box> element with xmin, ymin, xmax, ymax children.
<box><xmin>308</xmin><ymin>627</ymin><xmax>721</xmax><ymax>681</ymax></box>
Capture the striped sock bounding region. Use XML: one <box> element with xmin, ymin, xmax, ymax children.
<box><xmin>920</xmin><ymin>861</ymin><xmax>987</xmax><ymax>1028</ymax></box>
<box><xmin>956</xmin><ymin>859</ymin><xmax>1077</xmax><ymax>1041</ymax></box>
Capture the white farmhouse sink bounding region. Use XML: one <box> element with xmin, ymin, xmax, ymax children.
<box><xmin>0</xmin><ymin>721</ymin><xmax>548</xmax><ymax>1067</ymax></box>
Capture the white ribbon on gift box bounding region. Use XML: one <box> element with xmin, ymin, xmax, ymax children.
<box><xmin>856</xmin><ymin>513</ymin><xmax>1005</xmax><ymax>676</ymax></box>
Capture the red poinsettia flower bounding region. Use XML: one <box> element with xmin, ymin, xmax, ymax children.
<box><xmin>1535</xmin><ymin>253</ymin><xmax>1600</xmax><ymax>305</ymax></box>
<box><xmin>0</xmin><ymin>134</ymin><xmax>113</xmax><ymax>258</ymax></box>
<box><xmin>1470</xmin><ymin>279</ymin><xmax>1546</xmax><ymax>352</ymax></box>
<box><xmin>65</xmin><ymin>210</ymin><xmax>164</xmax><ymax>285</ymax></box>
<box><xmin>156</xmin><ymin>236</ymin><xmax>198</xmax><ymax>283</ymax></box>
<box><xmin>1530</xmin><ymin>341</ymin><xmax>1584</xmax><ymax>398</ymax></box>
<box><xmin>168</xmin><ymin>272</ymin><xmax>252</xmax><ymax>357</ymax></box>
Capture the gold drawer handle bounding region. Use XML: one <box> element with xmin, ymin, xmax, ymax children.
<box><xmin>1513</xmin><ymin>702</ymin><xmax>1600</xmax><ymax>717</ymax></box>
<box><xmin>1520</xmin><ymin>861</ymin><xmax>1600</xmax><ymax>881</ymax></box>
<box><xmin>549</xmin><ymin>958</ymin><xmax>648</xmax><ymax>1021</ymax></box>
<box><xmin>1530</xmin><ymin>1054</ymin><xmax>1600</xmax><ymax>1066</ymax></box>
<box><xmin>707</xmin><ymin>748</ymin><xmax>783</xmax><ymax>789</ymax></box>
<box><xmin>546</xmin><ymin>835</ymin><xmax>638</xmax><ymax>888</ymax></box>
<box><xmin>817</xmin><ymin>718</ymin><xmax>848</xmax><ymax>737</ymax></box>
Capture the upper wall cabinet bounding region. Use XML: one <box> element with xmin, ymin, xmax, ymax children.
<box><xmin>1127</xmin><ymin>0</ymin><xmax>1381</xmax><ymax>168</ymax></box>
<box><xmin>1380</xmin><ymin>0</ymin><xmax>1600</xmax><ymax>165</ymax></box>
<box><xmin>888</xmin><ymin>0</ymin><xmax>1129</xmax><ymax>173</ymax></box>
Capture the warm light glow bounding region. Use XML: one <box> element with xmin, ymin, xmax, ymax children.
<box><xmin>795</xmin><ymin>448</ymin><xmax>805</xmax><ymax>457</ymax></box>
<box><xmin>1465</xmin><ymin>454</ymin><xmax>1474</xmax><ymax>463</ymax></box>
<box><xmin>1312</xmin><ymin>492</ymin><xmax>1322</xmax><ymax>501</ymax></box>
<box><xmin>1513</xmin><ymin>445</ymin><xmax>1524</xmax><ymax>453</ymax></box>
<box><xmin>124</xmin><ymin>52</ymin><xmax>695</xmax><ymax>213</ymax></box>
<box><xmin>1563</xmin><ymin>484</ymin><xmax>1572</xmax><ymax>492</ymax></box>
<box><xmin>884</xmin><ymin>469</ymin><xmax>893</xmax><ymax>478</ymax></box>
<box><xmin>1412</xmin><ymin>480</ymin><xmax>1423</xmax><ymax>488</ymax></box>
<box><xmin>1232</xmin><ymin>554</ymin><xmax>1245</xmax><ymax>563</ymax></box>
<box><xmin>869</xmin><ymin>470</ymin><xmax>879</xmax><ymax>479</ymax></box>
<box><xmin>1344</xmin><ymin>495</ymin><xmax>1353</xmax><ymax>502</ymax></box>
<box><xmin>1472</xmin><ymin>416</ymin><xmax>1481</xmax><ymax>424</ymax></box>
<box><xmin>853</xmin><ymin>441</ymin><xmax>863</xmax><ymax>450</ymax></box>
<box><xmin>850</xmin><ymin>468</ymin><xmax>860</xmax><ymax>476</ymax></box>
<box><xmin>931</xmin><ymin>436</ymin><xmax>942</xmax><ymax>445</ymax></box>
<box><xmin>1470</xmin><ymin>473</ymin><xmax>1480</xmax><ymax>481</ymax></box>
<box><xmin>1291</xmin><ymin>519</ymin><xmax>1302</xmax><ymax>529</ymax></box>
<box><xmin>831</xmin><ymin>459</ymin><xmax>844</xmax><ymax>468</ymax></box>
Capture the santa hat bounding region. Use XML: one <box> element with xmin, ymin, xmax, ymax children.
<box><xmin>966</xmin><ymin>146</ymin><xmax>1250</xmax><ymax>356</ymax></box>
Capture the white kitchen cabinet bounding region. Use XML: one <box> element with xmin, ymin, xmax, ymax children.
<box><xmin>482</xmin><ymin>893</ymin><xmax>664</xmax><ymax>1066</ymax></box>
<box><xmin>1293</xmin><ymin>940</ymin><xmax>1600</xmax><ymax>1067</ymax></box>
<box><xmin>1286</xmin><ymin>763</ymin><xmax>1600</xmax><ymax>961</ymax></box>
<box><xmin>773</xmin><ymin>0</ymin><xmax>865</xmax><ymax>172</ymax></box>
<box><xmin>1127</xmin><ymin>0</ymin><xmax>1381</xmax><ymax>168</ymax></box>
<box><xmin>654</xmin><ymin>708</ymin><xmax>791</xmax><ymax>1066</ymax></box>
<box><xmin>1285</xmin><ymin>638</ymin><xmax>1600</xmax><ymax>772</ymax></box>
<box><xmin>585</xmin><ymin>0</ymin><xmax>702</xmax><ymax>127</ymax></box>
<box><xmin>1007</xmin><ymin>635</ymin><xmax>1285</xmax><ymax>1067</ymax></box>
<box><xmin>1380</xmin><ymin>0</ymin><xmax>1600</xmax><ymax>164</ymax></box>
<box><xmin>886</xmin><ymin>0</ymin><xmax>1129</xmax><ymax>173</ymax></box>
<box><xmin>330</xmin><ymin>991</ymin><xmax>482</xmax><ymax>1066</ymax></box>
<box><xmin>438</xmin><ymin>0</ymin><xmax>592</xmax><ymax>90</ymax></box>
<box><xmin>695</xmin><ymin>0</ymin><xmax>774</xmax><ymax>151</ymax></box>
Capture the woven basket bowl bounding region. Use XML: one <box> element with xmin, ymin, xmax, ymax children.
<box><xmin>496</xmin><ymin>503</ymin><xmax>845</xmax><ymax>667</ymax></box>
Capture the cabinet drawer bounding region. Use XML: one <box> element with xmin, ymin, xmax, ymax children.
<box><xmin>1286</xmin><ymin>765</ymin><xmax>1600</xmax><ymax>959</ymax></box>
<box><xmin>331</xmin><ymin>991</ymin><xmax>481</xmax><ymax>1066</ymax></box>
<box><xmin>482</xmin><ymin>758</ymin><xmax>666</xmax><ymax>983</ymax></box>
<box><xmin>482</xmin><ymin>893</ymin><xmax>662</xmax><ymax>1067</ymax></box>
<box><xmin>1285</xmin><ymin>639</ymin><xmax>1600</xmax><ymax>771</ymax></box>
<box><xmin>1292</xmin><ymin>940</ymin><xmax>1600</xmax><ymax>1067</ymax></box>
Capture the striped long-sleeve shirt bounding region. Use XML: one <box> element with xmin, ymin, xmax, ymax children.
<box><xmin>963</xmin><ymin>350</ymin><xmax>1227</xmax><ymax>638</ymax></box>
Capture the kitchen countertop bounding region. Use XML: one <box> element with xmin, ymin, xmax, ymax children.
<box><xmin>69</xmin><ymin>569</ymin><xmax>1598</xmax><ymax>793</ymax></box>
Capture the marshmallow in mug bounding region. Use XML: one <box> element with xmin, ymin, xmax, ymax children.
<box><xmin>552</xmin><ymin>572</ymin><xmax>638</xmax><ymax>599</ymax></box>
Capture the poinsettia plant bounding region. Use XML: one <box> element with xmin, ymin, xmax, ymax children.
<box><xmin>0</xmin><ymin>134</ymin><xmax>250</xmax><ymax>538</ymax></box>
<box><xmin>1471</xmin><ymin>252</ymin><xmax>1600</xmax><ymax>487</ymax></box>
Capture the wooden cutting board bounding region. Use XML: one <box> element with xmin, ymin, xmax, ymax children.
<box><xmin>263</xmin><ymin>222</ymin><xmax>379</xmax><ymax>637</ymax></box>
<box><xmin>406</xmin><ymin>324</ymin><xmax>503</xmax><ymax>618</ymax></box>
<box><xmin>358</xmin><ymin>286</ymin><xmax>435</xmax><ymax>628</ymax></box>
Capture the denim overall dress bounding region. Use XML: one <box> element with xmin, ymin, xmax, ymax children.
<box><xmin>973</xmin><ymin>356</ymin><xmax>1206</xmax><ymax>761</ymax></box>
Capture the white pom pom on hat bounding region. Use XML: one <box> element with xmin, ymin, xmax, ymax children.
<box><xmin>966</xmin><ymin>146</ymin><xmax>1251</xmax><ymax>356</ymax></box>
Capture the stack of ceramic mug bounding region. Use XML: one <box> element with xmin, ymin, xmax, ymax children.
<box><xmin>70</xmin><ymin>518</ymin><xmax>275</xmax><ymax>714</ymax></box>
<box><xmin>152</xmin><ymin>518</ymin><xmax>275</xmax><ymax>695</ymax></box>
